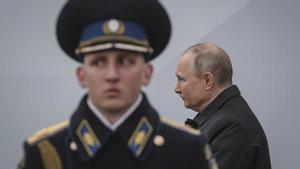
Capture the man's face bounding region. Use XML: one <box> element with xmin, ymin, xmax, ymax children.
<box><xmin>175</xmin><ymin>53</ymin><xmax>208</xmax><ymax>112</ymax></box>
<box><xmin>77</xmin><ymin>50</ymin><xmax>152</xmax><ymax>114</ymax></box>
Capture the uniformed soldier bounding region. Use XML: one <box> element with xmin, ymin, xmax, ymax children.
<box><xmin>18</xmin><ymin>0</ymin><xmax>218</xmax><ymax>169</ymax></box>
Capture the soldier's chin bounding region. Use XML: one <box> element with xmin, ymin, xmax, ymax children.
<box><xmin>102</xmin><ymin>102</ymin><xmax>129</xmax><ymax>113</ymax></box>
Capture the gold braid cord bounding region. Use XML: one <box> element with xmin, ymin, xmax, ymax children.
<box><xmin>37</xmin><ymin>140</ymin><xmax>62</xmax><ymax>169</ymax></box>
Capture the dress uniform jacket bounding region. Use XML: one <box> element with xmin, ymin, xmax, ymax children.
<box><xmin>19</xmin><ymin>94</ymin><xmax>216</xmax><ymax>169</ymax></box>
<box><xmin>186</xmin><ymin>85</ymin><xmax>271</xmax><ymax>169</ymax></box>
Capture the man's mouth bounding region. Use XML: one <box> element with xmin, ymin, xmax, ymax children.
<box><xmin>105</xmin><ymin>88</ymin><xmax>121</xmax><ymax>97</ymax></box>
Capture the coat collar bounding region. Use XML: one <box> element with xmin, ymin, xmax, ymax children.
<box><xmin>69</xmin><ymin>93</ymin><xmax>160</xmax><ymax>162</ymax></box>
<box><xmin>186</xmin><ymin>85</ymin><xmax>241</xmax><ymax>129</ymax></box>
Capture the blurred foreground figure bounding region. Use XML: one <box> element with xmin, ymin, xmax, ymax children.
<box><xmin>18</xmin><ymin>1</ymin><xmax>217</xmax><ymax>169</ymax></box>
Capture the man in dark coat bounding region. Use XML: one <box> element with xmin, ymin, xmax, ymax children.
<box><xmin>175</xmin><ymin>42</ymin><xmax>271</xmax><ymax>169</ymax></box>
<box><xmin>18</xmin><ymin>1</ymin><xmax>217</xmax><ymax>169</ymax></box>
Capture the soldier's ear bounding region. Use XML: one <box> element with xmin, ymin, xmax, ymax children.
<box><xmin>142</xmin><ymin>63</ymin><xmax>153</xmax><ymax>86</ymax></box>
<box><xmin>76</xmin><ymin>66</ymin><xmax>88</xmax><ymax>88</ymax></box>
<box><xmin>203</xmin><ymin>72</ymin><xmax>214</xmax><ymax>90</ymax></box>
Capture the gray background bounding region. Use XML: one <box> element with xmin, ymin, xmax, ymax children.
<box><xmin>1</xmin><ymin>0</ymin><xmax>299</xmax><ymax>168</ymax></box>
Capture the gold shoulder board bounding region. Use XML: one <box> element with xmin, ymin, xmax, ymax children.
<box><xmin>27</xmin><ymin>120</ymin><xmax>69</xmax><ymax>145</ymax></box>
<box><xmin>160</xmin><ymin>116</ymin><xmax>201</xmax><ymax>135</ymax></box>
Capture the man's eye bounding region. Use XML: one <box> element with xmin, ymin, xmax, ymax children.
<box><xmin>177</xmin><ymin>76</ymin><xmax>185</xmax><ymax>82</ymax></box>
<box><xmin>91</xmin><ymin>58</ymin><xmax>105</xmax><ymax>66</ymax></box>
<box><xmin>119</xmin><ymin>58</ymin><xmax>134</xmax><ymax>65</ymax></box>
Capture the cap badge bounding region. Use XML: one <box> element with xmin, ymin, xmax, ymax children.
<box><xmin>103</xmin><ymin>19</ymin><xmax>125</xmax><ymax>35</ymax></box>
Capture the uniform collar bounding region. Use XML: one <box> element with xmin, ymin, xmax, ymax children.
<box><xmin>87</xmin><ymin>94</ymin><xmax>142</xmax><ymax>130</ymax></box>
<box><xmin>69</xmin><ymin>93</ymin><xmax>160</xmax><ymax>162</ymax></box>
<box><xmin>186</xmin><ymin>85</ymin><xmax>241</xmax><ymax>128</ymax></box>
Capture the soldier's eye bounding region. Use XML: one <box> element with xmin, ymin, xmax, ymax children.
<box><xmin>119</xmin><ymin>57</ymin><xmax>135</xmax><ymax>66</ymax></box>
<box><xmin>90</xmin><ymin>58</ymin><xmax>106</xmax><ymax>67</ymax></box>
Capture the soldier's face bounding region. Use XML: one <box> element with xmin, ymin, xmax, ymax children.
<box><xmin>77</xmin><ymin>50</ymin><xmax>152</xmax><ymax>114</ymax></box>
<box><xmin>175</xmin><ymin>53</ymin><xmax>208</xmax><ymax>112</ymax></box>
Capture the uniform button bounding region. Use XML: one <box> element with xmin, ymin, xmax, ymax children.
<box><xmin>153</xmin><ymin>135</ymin><xmax>165</xmax><ymax>146</ymax></box>
<box><xmin>70</xmin><ymin>141</ymin><xmax>77</xmax><ymax>151</ymax></box>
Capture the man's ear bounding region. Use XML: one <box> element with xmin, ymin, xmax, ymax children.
<box><xmin>142</xmin><ymin>63</ymin><xmax>153</xmax><ymax>86</ymax></box>
<box><xmin>203</xmin><ymin>72</ymin><xmax>214</xmax><ymax>90</ymax></box>
<box><xmin>76</xmin><ymin>66</ymin><xmax>87</xmax><ymax>88</ymax></box>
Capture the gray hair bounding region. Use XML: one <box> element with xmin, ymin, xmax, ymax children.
<box><xmin>184</xmin><ymin>42</ymin><xmax>233</xmax><ymax>86</ymax></box>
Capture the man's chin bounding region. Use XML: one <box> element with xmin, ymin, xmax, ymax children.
<box><xmin>184</xmin><ymin>104</ymin><xmax>193</xmax><ymax>110</ymax></box>
<box><xmin>101</xmin><ymin>102</ymin><xmax>128</xmax><ymax>113</ymax></box>
<box><xmin>183</xmin><ymin>102</ymin><xmax>189</xmax><ymax>108</ymax></box>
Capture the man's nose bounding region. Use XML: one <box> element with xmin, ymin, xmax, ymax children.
<box><xmin>105</xmin><ymin>63</ymin><xmax>119</xmax><ymax>82</ymax></box>
<box><xmin>174</xmin><ymin>83</ymin><xmax>181</xmax><ymax>94</ymax></box>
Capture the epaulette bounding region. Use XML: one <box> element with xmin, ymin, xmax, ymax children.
<box><xmin>160</xmin><ymin>116</ymin><xmax>201</xmax><ymax>135</ymax></box>
<box><xmin>27</xmin><ymin>120</ymin><xmax>70</xmax><ymax>145</ymax></box>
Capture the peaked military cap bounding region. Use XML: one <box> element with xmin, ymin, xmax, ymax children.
<box><xmin>56</xmin><ymin>0</ymin><xmax>171</xmax><ymax>62</ymax></box>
